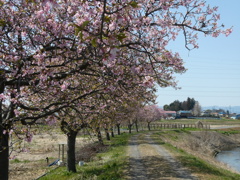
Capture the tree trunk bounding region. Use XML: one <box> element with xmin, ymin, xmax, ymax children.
<box><xmin>128</xmin><ymin>124</ymin><xmax>132</xmax><ymax>134</ymax></box>
<box><xmin>147</xmin><ymin>122</ymin><xmax>151</xmax><ymax>131</ymax></box>
<box><xmin>135</xmin><ymin>121</ymin><xmax>139</xmax><ymax>132</ymax></box>
<box><xmin>116</xmin><ymin>124</ymin><xmax>121</xmax><ymax>135</ymax></box>
<box><xmin>96</xmin><ymin>127</ymin><xmax>103</xmax><ymax>145</ymax></box>
<box><xmin>0</xmin><ymin>131</ymin><xmax>9</xmax><ymax>180</ymax></box>
<box><xmin>0</xmin><ymin>99</ymin><xmax>9</xmax><ymax>180</ymax></box>
<box><xmin>111</xmin><ymin>128</ymin><xmax>114</xmax><ymax>137</ymax></box>
<box><xmin>105</xmin><ymin>128</ymin><xmax>110</xmax><ymax>141</ymax></box>
<box><xmin>67</xmin><ymin>130</ymin><xmax>78</xmax><ymax>172</ymax></box>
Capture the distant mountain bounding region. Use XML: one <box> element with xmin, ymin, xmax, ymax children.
<box><xmin>202</xmin><ymin>106</ymin><xmax>240</xmax><ymax>114</ymax></box>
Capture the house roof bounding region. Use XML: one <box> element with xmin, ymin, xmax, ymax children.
<box><xmin>164</xmin><ymin>111</ymin><xmax>176</xmax><ymax>114</ymax></box>
<box><xmin>178</xmin><ymin>110</ymin><xmax>192</xmax><ymax>113</ymax></box>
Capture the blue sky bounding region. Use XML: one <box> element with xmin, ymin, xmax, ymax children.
<box><xmin>156</xmin><ymin>0</ymin><xmax>240</xmax><ymax>107</ymax></box>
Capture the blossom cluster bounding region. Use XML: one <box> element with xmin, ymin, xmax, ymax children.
<box><xmin>0</xmin><ymin>0</ymin><xmax>231</xmax><ymax>144</ymax></box>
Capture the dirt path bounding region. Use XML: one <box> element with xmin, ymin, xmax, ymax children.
<box><xmin>127</xmin><ymin>133</ymin><xmax>198</xmax><ymax>180</ymax></box>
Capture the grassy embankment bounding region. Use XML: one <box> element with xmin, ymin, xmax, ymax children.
<box><xmin>39</xmin><ymin>132</ymin><xmax>133</xmax><ymax>180</ymax></box>
<box><xmin>152</xmin><ymin>128</ymin><xmax>240</xmax><ymax>180</ymax></box>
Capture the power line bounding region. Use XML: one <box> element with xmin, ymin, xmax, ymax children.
<box><xmin>157</xmin><ymin>94</ymin><xmax>240</xmax><ymax>98</ymax></box>
<box><xmin>185</xmin><ymin>56</ymin><xmax>240</xmax><ymax>64</ymax></box>
<box><xmin>184</xmin><ymin>69</ymin><xmax>239</xmax><ymax>73</ymax></box>
<box><xmin>178</xmin><ymin>77</ymin><xmax>240</xmax><ymax>79</ymax></box>
<box><xmin>160</xmin><ymin>86</ymin><xmax>240</xmax><ymax>89</ymax></box>
<box><xmin>159</xmin><ymin>90</ymin><xmax>240</xmax><ymax>93</ymax></box>
<box><xmin>180</xmin><ymin>86</ymin><xmax>240</xmax><ymax>88</ymax></box>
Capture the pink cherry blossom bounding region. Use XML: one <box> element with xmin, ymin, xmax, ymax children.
<box><xmin>225</xmin><ymin>28</ymin><xmax>233</xmax><ymax>37</ymax></box>
<box><xmin>0</xmin><ymin>94</ymin><xmax>6</xmax><ymax>101</ymax></box>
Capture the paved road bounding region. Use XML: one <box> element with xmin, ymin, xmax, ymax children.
<box><xmin>210</xmin><ymin>125</ymin><xmax>240</xmax><ymax>129</ymax></box>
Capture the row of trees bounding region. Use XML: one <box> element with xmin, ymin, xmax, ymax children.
<box><xmin>0</xmin><ymin>0</ymin><xmax>230</xmax><ymax>179</ymax></box>
<box><xmin>164</xmin><ymin>97</ymin><xmax>202</xmax><ymax>116</ymax></box>
<box><xmin>163</xmin><ymin>97</ymin><xmax>198</xmax><ymax>111</ymax></box>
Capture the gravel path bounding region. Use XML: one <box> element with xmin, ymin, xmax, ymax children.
<box><xmin>128</xmin><ymin>133</ymin><xmax>198</xmax><ymax>180</ymax></box>
<box><xmin>128</xmin><ymin>135</ymin><xmax>148</xmax><ymax>180</ymax></box>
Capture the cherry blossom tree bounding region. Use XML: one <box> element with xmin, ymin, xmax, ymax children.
<box><xmin>192</xmin><ymin>101</ymin><xmax>202</xmax><ymax>116</ymax></box>
<box><xmin>0</xmin><ymin>0</ymin><xmax>231</xmax><ymax>179</ymax></box>
<box><xmin>139</xmin><ymin>105</ymin><xmax>162</xmax><ymax>131</ymax></box>
<box><xmin>53</xmin><ymin>86</ymin><xmax>152</xmax><ymax>172</ymax></box>
<box><xmin>130</xmin><ymin>102</ymin><xmax>147</xmax><ymax>132</ymax></box>
<box><xmin>123</xmin><ymin>103</ymin><xmax>140</xmax><ymax>134</ymax></box>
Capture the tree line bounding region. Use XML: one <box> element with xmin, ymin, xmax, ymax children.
<box><xmin>163</xmin><ymin>97</ymin><xmax>202</xmax><ymax>116</ymax></box>
<box><xmin>163</xmin><ymin>97</ymin><xmax>197</xmax><ymax>111</ymax></box>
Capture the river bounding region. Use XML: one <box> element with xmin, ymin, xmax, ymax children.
<box><xmin>215</xmin><ymin>147</ymin><xmax>240</xmax><ymax>172</ymax></box>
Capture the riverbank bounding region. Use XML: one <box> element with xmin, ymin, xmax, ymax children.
<box><xmin>156</xmin><ymin>128</ymin><xmax>240</xmax><ymax>176</ymax></box>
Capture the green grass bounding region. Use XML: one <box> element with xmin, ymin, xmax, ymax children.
<box><xmin>39</xmin><ymin>133</ymin><xmax>132</xmax><ymax>180</ymax></box>
<box><xmin>215</xmin><ymin>128</ymin><xmax>240</xmax><ymax>135</ymax></box>
<box><xmin>218</xmin><ymin>130</ymin><xmax>239</xmax><ymax>135</ymax></box>
<box><xmin>10</xmin><ymin>158</ymin><xmax>30</xmax><ymax>163</ymax></box>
